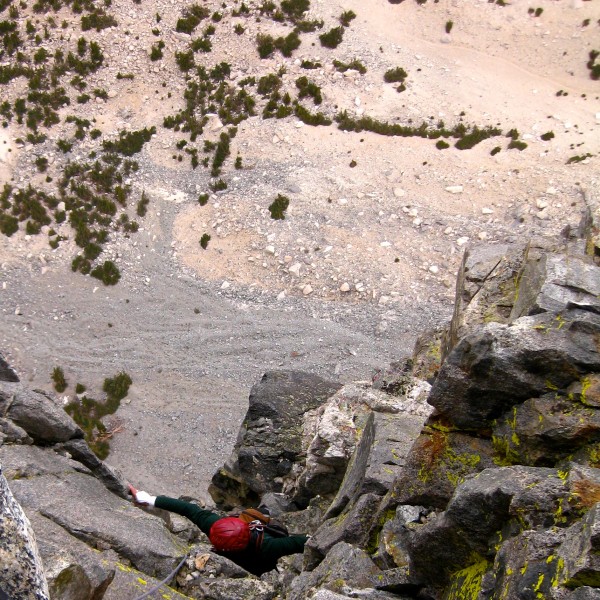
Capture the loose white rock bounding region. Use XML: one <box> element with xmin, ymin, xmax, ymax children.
<box><xmin>445</xmin><ymin>185</ymin><xmax>464</xmax><ymax>194</ymax></box>
<box><xmin>340</xmin><ymin>282</ymin><xmax>351</xmax><ymax>292</ymax></box>
<box><xmin>289</xmin><ymin>263</ymin><xmax>302</xmax><ymax>276</ymax></box>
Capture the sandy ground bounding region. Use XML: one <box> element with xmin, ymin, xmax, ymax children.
<box><xmin>0</xmin><ymin>0</ymin><xmax>598</xmax><ymax>499</ymax></box>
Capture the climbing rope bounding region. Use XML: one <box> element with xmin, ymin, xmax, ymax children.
<box><xmin>131</xmin><ymin>552</ymin><xmax>189</xmax><ymax>600</ymax></box>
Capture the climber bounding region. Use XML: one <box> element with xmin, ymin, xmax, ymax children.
<box><xmin>128</xmin><ymin>484</ymin><xmax>309</xmax><ymax>576</ymax></box>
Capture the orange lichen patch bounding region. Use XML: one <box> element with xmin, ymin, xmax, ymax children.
<box><xmin>572</xmin><ymin>480</ymin><xmax>600</xmax><ymax>509</ymax></box>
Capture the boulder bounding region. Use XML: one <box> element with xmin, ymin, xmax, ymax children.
<box><xmin>186</xmin><ymin>578</ymin><xmax>276</xmax><ymax>600</ymax></box>
<box><xmin>372</xmin><ymin>504</ymin><xmax>427</xmax><ymax>572</ymax></box>
<box><xmin>304</xmin><ymin>493</ymin><xmax>382</xmax><ymax>570</ymax></box>
<box><xmin>0</xmin><ymin>467</ymin><xmax>49</xmax><ymax>600</ymax></box>
<box><xmin>29</xmin><ymin>512</ymin><xmax>116</xmax><ymax>600</ymax></box>
<box><xmin>3</xmin><ymin>461</ymin><xmax>187</xmax><ymax>579</ymax></box>
<box><xmin>0</xmin><ymin>417</ymin><xmax>32</xmax><ymax>445</ymax></box>
<box><xmin>288</xmin><ymin>542</ymin><xmax>382</xmax><ymax>600</ymax></box>
<box><xmin>291</xmin><ymin>381</ymin><xmax>430</xmax><ymax>507</ymax></box>
<box><xmin>459</xmin><ymin>528</ymin><xmax>566</xmax><ymax>600</ymax></box>
<box><xmin>492</xmin><ymin>393</ymin><xmax>600</xmax><ymax>466</ymax></box>
<box><xmin>428</xmin><ymin>310</ymin><xmax>600</xmax><ymax>431</ymax></box>
<box><xmin>0</xmin><ymin>353</ymin><xmax>19</xmax><ymax>382</ymax></box>
<box><xmin>405</xmin><ymin>465</ymin><xmax>600</xmax><ymax>587</ymax></box>
<box><xmin>0</xmin><ymin>382</ymin><xmax>82</xmax><ymax>443</ymax></box>
<box><xmin>558</xmin><ymin>503</ymin><xmax>600</xmax><ymax>588</ymax></box>
<box><xmin>441</xmin><ymin>242</ymin><xmax>528</xmax><ymax>360</ymax></box>
<box><xmin>383</xmin><ymin>427</ymin><xmax>496</xmax><ymax>510</ymax></box>
<box><xmin>209</xmin><ymin>371</ymin><xmax>342</xmax><ymax>508</ymax></box>
<box><xmin>324</xmin><ymin>408</ymin><xmax>427</xmax><ymax>522</ymax></box>
<box><xmin>511</xmin><ymin>253</ymin><xmax>600</xmax><ymax>319</ymax></box>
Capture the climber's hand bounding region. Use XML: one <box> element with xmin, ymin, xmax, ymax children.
<box><xmin>128</xmin><ymin>484</ymin><xmax>156</xmax><ymax>507</ymax></box>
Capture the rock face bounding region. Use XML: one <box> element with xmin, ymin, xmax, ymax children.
<box><xmin>2</xmin><ymin>210</ymin><xmax>600</xmax><ymax>599</ymax></box>
<box><xmin>0</xmin><ymin>466</ymin><xmax>49</xmax><ymax>600</ymax></box>
<box><xmin>208</xmin><ymin>370</ymin><xmax>343</xmax><ymax>508</ymax></box>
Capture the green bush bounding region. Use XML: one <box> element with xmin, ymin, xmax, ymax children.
<box><xmin>91</xmin><ymin>260</ymin><xmax>121</xmax><ymax>285</ymax></box>
<box><xmin>384</xmin><ymin>67</ymin><xmax>407</xmax><ymax>83</ymax></box>
<box><xmin>319</xmin><ymin>26</ymin><xmax>344</xmax><ymax>49</ymax></box>
<box><xmin>136</xmin><ymin>191</ymin><xmax>149</xmax><ymax>216</ymax></box>
<box><xmin>339</xmin><ymin>10</ymin><xmax>356</xmax><ymax>27</ymax></box>
<box><xmin>176</xmin><ymin>4</ymin><xmax>209</xmax><ymax>33</ymax></box>
<box><xmin>200</xmin><ymin>233</ymin><xmax>211</xmax><ymax>249</ymax></box>
<box><xmin>540</xmin><ymin>131</ymin><xmax>554</xmax><ymax>141</ymax></box>
<box><xmin>296</xmin><ymin>76</ymin><xmax>322</xmax><ymax>104</ymax></box>
<box><xmin>198</xmin><ymin>193</ymin><xmax>209</xmax><ymax>205</ymax></box>
<box><xmin>294</xmin><ymin>103</ymin><xmax>331</xmax><ymax>126</ymax></box>
<box><xmin>81</xmin><ymin>12</ymin><xmax>117</xmax><ymax>32</ymax></box>
<box><xmin>52</xmin><ymin>366</ymin><xmax>67</xmax><ymax>392</ymax></box>
<box><xmin>0</xmin><ymin>214</ymin><xmax>18</xmax><ymax>236</ymax></box>
<box><xmin>436</xmin><ymin>139</ymin><xmax>449</xmax><ymax>149</ymax></box>
<box><xmin>102</xmin><ymin>127</ymin><xmax>156</xmax><ymax>156</ymax></box>
<box><xmin>268</xmin><ymin>194</ymin><xmax>290</xmax><ymax>219</ymax></box>
<box><xmin>103</xmin><ymin>371</ymin><xmax>132</xmax><ymax>404</ymax></box>
<box><xmin>333</xmin><ymin>59</ymin><xmax>366</xmax><ymax>74</ymax></box>
<box><xmin>507</xmin><ymin>139</ymin><xmax>527</xmax><ymax>151</ymax></box>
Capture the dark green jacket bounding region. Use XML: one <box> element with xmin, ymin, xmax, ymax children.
<box><xmin>155</xmin><ymin>496</ymin><xmax>309</xmax><ymax>576</ymax></box>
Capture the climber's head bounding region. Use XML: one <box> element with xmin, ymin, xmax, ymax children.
<box><xmin>209</xmin><ymin>517</ymin><xmax>251</xmax><ymax>552</ymax></box>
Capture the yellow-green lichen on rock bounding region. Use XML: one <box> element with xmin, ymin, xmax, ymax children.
<box><xmin>443</xmin><ymin>559</ymin><xmax>489</xmax><ymax>600</ymax></box>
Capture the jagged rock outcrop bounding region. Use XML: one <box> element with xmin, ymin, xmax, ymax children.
<box><xmin>209</xmin><ymin>370</ymin><xmax>343</xmax><ymax>508</ymax></box>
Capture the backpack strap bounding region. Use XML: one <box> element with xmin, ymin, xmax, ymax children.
<box><xmin>248</xmin><ymin>519</ymin><xmax>265</xmax><ymax>550</ymax></box>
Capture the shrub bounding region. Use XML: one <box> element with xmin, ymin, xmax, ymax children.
<box><xmin>280</xmin><ymin>0</ymin><xmax>309</xmax><ymax>20</ymax></box>
<box><xmin>234</xmin><ymin>24</ymin><xmax>245</xmax><ymax>34</ymax></box>
<box><xmin>384</xmin><ymin>67</ymin><xmax>407</xmax><ymax>83</ymax></box>
<box><xmin>176</xmin><ymin>4</ymin><xmax>209</xmax><ymax>34</ymax></box>
<box><xmin>91</xmin><ymin>260</ymin><xmax>121</xmax><ymax>285</ymax></box>
<box><xmin>175</xmin><ymin>50</ymin><xmax>194</xmax><ymax>71</ymax></box>
<box><xmin>102</xmin><ymin>126</ymin><xmax>156</xmax><ymax>156</ymax></box>
<box><xmin>294</xmin><ymin>104</ymin><xmax>332</xmax><ymax>126</ymax></box>
<box><xmin>268</xmin><ymin>194</ymin><xmax>290</xmax><ymax>219</ymax></box>
<box><xmin>540</xmin><ymin>131</ymin><xmax>554</xmax><ymax>141</ymax></box>
<box><xmin>209</xmin><ymin>179</ymin><xmax>227</xmax><ymax>192</ymax></box>
<box><xmin>150</xmin><ymin>41</ymin><xmax>164</xmax><ymax>61</ymax></box>
<box><xmin>296</xmin><ymin>76</ymin><xmax>322</xmax><ymax>104</ymax></box>
<box><xmin>333</xmin><ymin>59</ymin><xmax>366</xmax><ymax>74</ymax></box>
<box><xmin>490</xmin><ymin>146</ymin><xmax>501</xmax><ymax>156</ymax></box>
<box><xmin>586</xmin><ymin>50</ymin><xmax>600</xmax><ymax>80</ymax></box>
<box><xmin>137</xmin><ymin>191</ymin><xmax>149</xmax><ymax>216</ymax></box>
<box><xmin>200</xmin><ymin>233</ymin><xmax>211</xmax><ymax>248</ymax></box>
<box><xmin>0</xmin><ymin>214</ymin><xmax>18</xmax><ymax>236</ymax></box>
<box><xmin>198</xmin><ymin>193</ymin><xmax>209</xmax><ymax>205</ymax></box>
<box><xmin>35</xmin><ymin>156</ymin><xmax>48</xmax><ymax>172</ymax></box>
<box><xmin>81</xmin><ymin>12</ymin><xmax>117</xmax><ymax>32</ymax></box>
<box><xmin>319</xmin><ymin>26</ymin><xmax>344</xmax><ymax>49</ymax></box>
<box><xmin>436</xmin><ymin>139</ymin><xmax>450</xmax><ymax>149</ymax></box>
<box><xmin>508</xmin><ymin>139</ymin><xmax>527</xmax><ymax>151</ymax></box>
<box><xmin>52</xmin><ymin>366</ymin><xmax>67</xmax><ymax>392</ymax></box>
<box><xmin>103</xmin><ymin>371</ymin><xmax>132</xmax><ymax>404</ymax></box>
<box><xmin>257</xmin><ymin>34</ymin><xmax>275</xmax><ymax>58</ymax></box>
<box><xmin>445</xmin><ymin>20</ymin><xmax>453</xmax><ymax>34</ymax></box>
<box><xmin>339</xmin><ymin>10</ymin><xmax>356</xmax><ymax>27</ymax></box>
